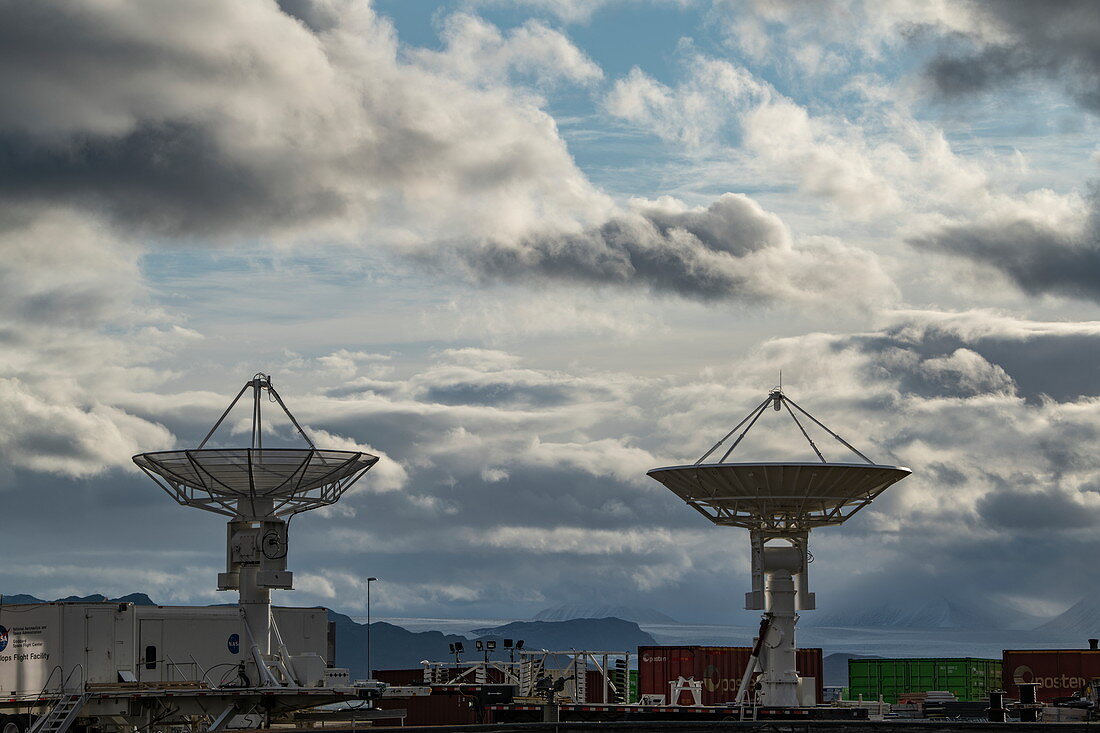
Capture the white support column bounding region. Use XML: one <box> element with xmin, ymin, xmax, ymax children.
<box><xmin>744</xmin><ymin>536</ymin><xmax>813</xmax><ymax>708</ymax></box>
<box><xmin>757</xmin><ymin>569</ymin><xmax>799</xmax><ymax>707</ymax></box>
<box><xmin>239</xmin><ymin>565</ymin><xmax>280</xmax><ymax>686</ymax></box>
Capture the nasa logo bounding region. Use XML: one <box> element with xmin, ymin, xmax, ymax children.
<box><xmin>0</xmin><ymin>626</ymin><xmax>7</xmax><ymax>653</ymax></box>
<box><xmin>227</xmin><ymin>633</ymin><xmax>240</xmax><ymax>655</ymax></box>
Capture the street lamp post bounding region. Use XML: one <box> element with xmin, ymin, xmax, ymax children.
<box><xmin>366</xmin><ymin>577</ymin><xmax>378</xmax><ymax>680</ymax></box>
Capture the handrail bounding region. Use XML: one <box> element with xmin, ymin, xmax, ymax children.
<box><xmin>35</xmin><ymin>665</ymin><xmax>65</xmax><ymax>698</ymax></box>
<box><xmin>61</xmin><ymin>663</ymin><xmax>85</xmax><ymax>693</ymax></box>
<box><xmin>188</xmin><ymin>654</ymin><xmax>211</xmax><ymax>686</ymax></box>
<box><xmin>163</xmin><ymin>655</ymin><xmax>200</xmax><ymax>684</ymax></box>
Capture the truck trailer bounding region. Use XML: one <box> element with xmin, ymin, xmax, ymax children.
<box><xmin>0</xmin><ymin>600</ymin><xmax>407</xmax><ymax>733</ymax></box>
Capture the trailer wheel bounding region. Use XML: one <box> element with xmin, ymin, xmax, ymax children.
<box><xmin>2</xmin><ymin>714</ymin><xmax>28</xmax><ymax>733</ymax></box>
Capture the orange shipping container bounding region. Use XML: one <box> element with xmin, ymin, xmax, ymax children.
<box><xmin>638</xmin><ymin>645</ymin><xmax>823</xmax><ymax>705</ymax></box>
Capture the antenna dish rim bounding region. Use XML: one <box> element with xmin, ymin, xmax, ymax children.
<box><xmin>647</xmin><ymin>460</ymin><xmax>912</xmax><ymax>475</ymax></box>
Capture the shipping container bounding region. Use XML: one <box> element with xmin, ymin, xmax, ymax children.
<box><xmin>847</xmin><ymin>657</ymin><xmax>1000</xmax><ymax>703</ymax></box>
<box><xmin>374</xmin><ymin>668</ymin><xmax>426</xmax><ymax>686</ymax></box>
<box><xmin>1002</xmin><ymin>649</ymin><xmax>1100</xmax><ymax>703</ymax></box>
<box><xmin>638</xmin><ymin>645</ymin><xmax>823</xmax><ymax>705</ymax></box>
<box><xmin>373</xmin><ymin>690</ymin><xmax>480</xmax><ymax>726</ymax></box>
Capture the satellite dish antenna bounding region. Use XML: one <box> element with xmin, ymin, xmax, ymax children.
<box><xmin>133</xmin><ymin>374</ymin><xmax>378</xmax><ymax>687</ymax></box>
<box><xmin>647</xmin><ymin>387</ymin><xmax>910</xmax><ymax>708</ymax></box>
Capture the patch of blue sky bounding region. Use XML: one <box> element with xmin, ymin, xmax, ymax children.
<box><xmin>140</xmin><ymin>245</ymin><xmax>445</xmax><ymax>328</ymax></box>
<box><xmin>373</xmin><ymin>0</ymin><xmax>449</xmax><ymax>52</ymax></box>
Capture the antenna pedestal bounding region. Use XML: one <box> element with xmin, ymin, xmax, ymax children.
<box><xmin>749</xmin><ymin>534</ymin><xmax>814</xmax><ymax>707</ymax></box>
<box><xmin>758</xmin><ymin>570</ymin><xmax>799</xmax><ymax>707</ymax></box>
<box><xmin>746</xmin><ymin>531</ymin><xmax>813</xmax><ymax>611</ymax></box>
<box><xmin>219</xmin><ymin>513</ymin><xmax>294</xmax><ymax>686</ymax></box>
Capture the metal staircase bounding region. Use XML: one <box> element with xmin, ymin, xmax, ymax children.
<box><xmin>29</xmin><ymin>693</ymin><xmax>91</xmax><ymax>733</ymax></box>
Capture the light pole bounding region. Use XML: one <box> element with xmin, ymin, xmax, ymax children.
<box><xmin>366</xmin><ymin>577</ymin><xmax>378</xmax><ymax>680</ymax></box>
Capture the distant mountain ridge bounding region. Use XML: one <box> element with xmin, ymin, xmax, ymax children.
<box><xmin>805</xmin><ymin>596</ymin><xmax>1043</xmax><ymax>630</ymax></box>
<box><xmin>534</xmin><ymin>605</ymin><xmax>677</xmax><ymax>624</ymax></box>
<box><xmin>327</xmin><ymin>612</ymin><xmax>468</xmax><ymax>679</ymax></box>
<box><xmin>473</xmin><ymin>617</ymin><xmax>657</xmax><ymax>651</ymax></box>
<box><xmin>1</xmin><ymin>593</ymin><xmax>157</xmax><ymax>606</ymax></box>
<box><xmin>1036</xmin><ymin>593</ymin><xmax>1100</xmax><ymax>634</ymax></box>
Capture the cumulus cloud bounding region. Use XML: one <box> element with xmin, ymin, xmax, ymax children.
<box><xmin>0</xmin><ymin>0</ymin><xmax>885</xmax><ymax>318</ymax></box>
<box><xmin>1</xmin><ymin>0</ymin><xmax>876</xmax><ymax>484</ymax></box>
<box><xmin>446</xmin><ymin>194</ymin><xmax>896</xmax><ymax>308</ymax></box>
<box><xmin>909</xmin><ymin>185</ymin><xmax>1100</xmax><ymax>302</ymax></box>
<box><xmin>603</xmin><ymin>53</ymin><xmax>1002</xmax><ymax>223</ymax></box>
<box><xmin>924</xmin><ymin>0</ymin><xmax>1100</xmax><ymax>113</ymax></box>
<box><xmin>283</xmin><ymin>315</ymin><xmax>1100</xmax><ymax>614</ymax></box>
<box><xmin>6</xmin><ymin>308</ymin><xmax>1100</xmax><ymax>619</ymax></box>
<box><xmin>712</xmin><ymin>0</ymin><xmax>984</xmax><ymax>76</ymax></box>
<box><xmin>0</xmin><ymin>0</ymin><xmax>610</xmax><ymax>243</ymax></box>
<box><xmin>7</xmin><ymin>0</ymin><xmax>1100</xmax><ymax>625</ymax></box>
<box><xmin>465</xmin><ymin>0</ymin><xmax>689</xmax><ymax>24</ymax></box>
<box><xmin>409</xmin><ymin>13</ymin><xmax>603</xmax><ymax>87</ymax></box>
<box><xmin>0</xmin><ymin>205</ymin><xmax>182</xmax><ymax>476</ymax></box>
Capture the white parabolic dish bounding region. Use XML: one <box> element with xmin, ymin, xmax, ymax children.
<box><xmin>647</xmin><ymin>461</ymin><xmax>911</xmax><ymax>530</ymax></box>
<box><xmin>134</xmin><ymin>447</ymin><xmax>378</xmax><ymax>517</ymax></box>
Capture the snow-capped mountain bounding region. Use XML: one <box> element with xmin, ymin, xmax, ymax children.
<box><xmin>1036</xmin><ymin>593</ymin><xmax>1100</xmax><ymax>634</ymax></box>
<box><xmin>803</xmin><ymin>596</ymin><xmax>1042</xmax><ymax>630</ymax></box>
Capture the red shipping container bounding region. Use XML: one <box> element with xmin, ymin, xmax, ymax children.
<box><xmin>373</xmin><ymin>692</ymin><xmax>480</xmax><ymax>726</ymax></box>
<box><xmin>374</xmin><ymin>668</ymin><xmax>426</xmax><ymax>685</ymax></box>
<box><xmin>639</xmin><ymin>645</ymin><xmax>823</xmax><ymax>705</ymax></box>
<box><xmin>1003</xmin><ymin>650</ymin><xmax>1100</xmax><ymax>703</ymax></box>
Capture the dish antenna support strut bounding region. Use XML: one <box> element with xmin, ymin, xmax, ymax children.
<box><xmin>647</xmin><ymin>387</ymin><xmax>910</xmax><ymax>708</ymax></box>
<box><xmin>133</xmin><ymin>374</ymin><xmax>379</xmax><ymax>688</ymax></box>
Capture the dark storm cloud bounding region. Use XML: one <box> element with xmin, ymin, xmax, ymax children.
<box><xmin>0</xmin><ymin>0</ymin><xmax>615</xmax><ymax>244</ymax></box>
<box><xmin>909</xmin><ymin>187</ymin><xmax>1100</xmax><ymax>305</ymax></box>
<box><xmin>925</xmin><ymin>0</ymin><xmax>1100</xmax><ymax>112</ymax></box>
<box><xmin>460</xmin><ymin>195</ymin><xmax>780</xmax><ymax>299</ymax></box>
<box><xmin>423</xmin><ymin>382</ymin><xmax>574</xmax><ymax>407</ymax></box>
<box><xmin>448</xmin><ymin>193</ymin><xmax>891</xmax><ymax>304</ymax></box>
<box><xmin>977</xmin><ymin>484</ymin><xmax>1100</xmax><ymax>531</ymax></box>
<box><xmin>0</xmin><ymin>125</ymin><xmax>344</xmax><ymax>236</ymax></box>
<box><xmin>855</xmin><ymin>321</ymin><xmax>1100</xmax><ymax>402</ymax></box>
<box><xmin>906</xmin><ymin>182</ymin><xmax>1100</xmax><ymax>301</ymax></box>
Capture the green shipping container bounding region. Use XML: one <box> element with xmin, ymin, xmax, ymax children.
<box><xmin>847</xmin><ymin>658</ymin><xmax>1001</xmax><ymax>704</ymax></box>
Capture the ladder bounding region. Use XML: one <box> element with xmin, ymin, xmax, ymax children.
<box><xmin>29</xmin><ymin>693</ymin><xmax>91</xmax><ymax>733</ymax></box>
<box><xmin>520</xmin><ymin>655</ymin><xmax>545</xmax><ymax>697</ymax></box>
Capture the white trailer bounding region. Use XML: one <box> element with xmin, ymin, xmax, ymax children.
<box><xmin>0</xmin><ymin>601</ymin><xmax>410</xmax><ymax>733</ymax></box>
<box><xmin>0</xmin><ymin>602</ymin><xmax>334</xmax><ymax>694</ymax></box>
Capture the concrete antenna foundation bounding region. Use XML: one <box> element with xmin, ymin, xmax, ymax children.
<box><xmin>647</xmin><ymin>387</ymin><xmax>910</xmax><ymax>708</ymax></box>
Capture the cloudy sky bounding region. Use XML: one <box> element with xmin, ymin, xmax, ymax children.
<box><xmin>2</xmin><ymin>0</ymin><xmax>1100</xmax><ymax>625</ymax></box>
